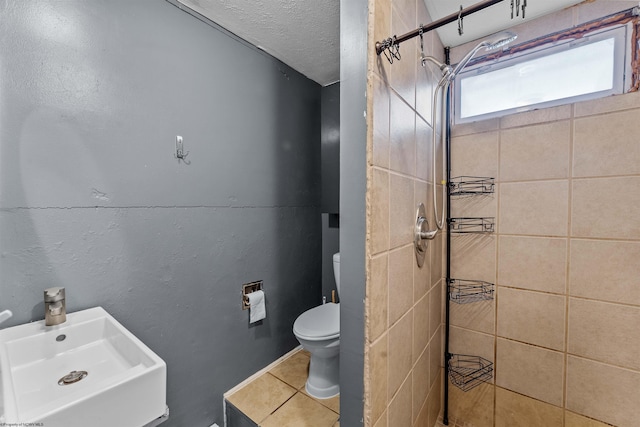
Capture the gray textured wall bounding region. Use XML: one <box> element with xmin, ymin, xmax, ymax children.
<box><xmin>321</xmin><ymin>214</ymin><xmax>340</xmax><ymax>300</ymax></box>
<box><xmin>321</xmin><ymin>82</ymin><xmax>340</xmax><ymax>300</ymax></box>
<box><xmin>0</xmin><ymin>1</ymin><xmax>321</xmax><ymax>426</ymax></box>
<box><xmin>321</xmin><ymin>82</ymin><xmax>340</xmax><ymax>215</ymax></box>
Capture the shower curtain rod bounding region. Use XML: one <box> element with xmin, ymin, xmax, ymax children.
<box><xmin>375</xmin><ymin>0</ymin><xmax>506</xmax><ymax>55</ymax></box>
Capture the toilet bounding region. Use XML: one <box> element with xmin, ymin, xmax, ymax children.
<box><xmin>293</xmin><ymin>252</ymin><xmax>340</xmax><ymax>399</ymax></box>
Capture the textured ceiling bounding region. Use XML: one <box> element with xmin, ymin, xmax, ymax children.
<box><xmin>177</xmin><ymin>0</ymin><xmax>340</xmax><ymax>86</ymax></box>
<box><xmin>176</xmin><ymin>0</ymin><xmax>585</xmax><ymax>86</ymax></box>
<box><xmin>425</xmin><ymin>0</ymin><xmax>584</xmax><ymax>47</ymax></box>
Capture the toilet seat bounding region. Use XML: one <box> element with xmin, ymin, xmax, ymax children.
<box><xmin>293</xmin><ymin>303</ymin><xmax>339</xmax><ymax>341</ymax></box>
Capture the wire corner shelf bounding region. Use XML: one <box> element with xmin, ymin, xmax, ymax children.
<box><xmin>449</xmin><ymin>217</ymin><xmax>495</xmax><ymax>234</ymax></box>
<box><xmin>449</xmin><ymin>354</ymin><xmax>494</xmax><ymax>392</ymax></box>
<box><xmin>449</xmin><ymin>176</ymin><xmax>495</xmax><ymax>196</ymax></box>
<box><xmin>448</xmin><ymin>279</ymin><xmax>495</xmax><ymax>304</ymax></box>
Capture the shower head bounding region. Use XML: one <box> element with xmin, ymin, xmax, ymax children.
<box><xmin>451</xmin><ymin>31</ymin><xmax>517</xmax><ymax>77</ymax></box>
<box><xmin>484</xmin><ymin>31</ymin><xmax>518</xmax><ymax>51</ymax></box>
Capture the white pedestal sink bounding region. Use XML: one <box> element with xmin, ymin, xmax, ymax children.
<box><xmin>0</xmin><ymin>307</ymin><xmax>167</xmax><ymax>427</ymax></box>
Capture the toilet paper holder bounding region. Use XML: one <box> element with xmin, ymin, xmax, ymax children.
<box><xmin>242</xmin><ymin>281</ymin><xmax>263</xmax><ymax>310</ymax></box>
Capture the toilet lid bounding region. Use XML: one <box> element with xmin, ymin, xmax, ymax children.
<box><xmin>293</xmin><ymin>303</ymin><xmax>340</xmax><ymax>341</ymax></box>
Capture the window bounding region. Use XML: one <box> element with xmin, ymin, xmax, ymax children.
<box><xmin>454</xmin><ymin>26</ymin><xmax>629</xmax><ymax>123</ymax></box>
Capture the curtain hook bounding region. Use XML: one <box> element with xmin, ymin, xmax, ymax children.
<box><xmin>391</xmin><ymin>35</ymin><xmax>401</xmax><ymax>61</ymax></box>
<box><xmin>381</xmin><ymin>36</ymin><xmax>401</xmax><ymax>64</ymax></box>
<box><xmin>458</xmin><ymin>5</ymin><xmax>464</xmax><ymax>36</ymax></box>
<box><xmin>383</xmin><ymin>48</ymin><xmax>393</xmax><ymax>64</ymax></box>
<box><xmin>381</xmin><ymin>37</ymin><xmax>395</xmax><ymax>64</ymax></box>
<box><xmin>516</xmin><ymin>0</ymin><xmax>520</xmax><ymax>17</ymax></box>
<box><xmin>382</xmin><ymin>38</ymin><xmax>393</xmax><ymax>63</ymax></box>
<box><xmin>510</xmin><ymin>0</ymin><xmax>514</xmax><ymax>19</ymax></box>
<box><xmin>419</xmin><ymin>24</ymin><xmax>425</xmax><ymax>65</ymax></box>
<box><xmin>522</xmin><ymin>0</ymin><xmax>527</xmax><ymax>18</ymax></box>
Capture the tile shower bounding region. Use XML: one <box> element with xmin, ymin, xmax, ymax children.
<box><xmin>445</xmin><ymin>91</ymin><xmax>640</xmax><ymax>427</ymax></box>
<box><xmin>362</xmin><ymin>0</ymin><xmax>640</xmax><ymax>426</ymax></box>
<box><xmin>365</xmin><ymin>0</ymin><xmax>445</xmax><ymax>425</ymax></box>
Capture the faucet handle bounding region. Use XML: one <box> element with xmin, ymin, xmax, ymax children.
<box><xmin>44</xmin><ymin>287</ymin><xmax>65</xmax><ymax>302</ymax></box>
<box><xmin>48</xmin><ymin>301</ymin><xmax>63</xmax><ymax>315</ymax></box>
<box><xmin>0</xmin><ymin>310</ymin><xmax>12</xmax><ymax>325</ymax></box>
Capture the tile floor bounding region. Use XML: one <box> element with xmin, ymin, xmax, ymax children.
<box><xmin>226</xmin><ymin>349</ymin><xmax>340</xmax><ymax>427</ymax></box>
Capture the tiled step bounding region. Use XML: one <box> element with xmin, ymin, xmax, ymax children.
<box><xmin>225</xmin><ymin>350</ymin><xmax>339</xmax><ymax>427</ymax></box>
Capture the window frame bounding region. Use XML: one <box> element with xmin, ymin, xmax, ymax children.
<box><xmin>453</xmin><ymin>24</ymin><xmax>632</xmax><ymax>124</ymax></box>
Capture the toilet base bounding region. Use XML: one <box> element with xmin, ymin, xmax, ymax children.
<box><xmin>305</xmin><ymin>381</ymin><xmax>339</xmax><ymax>400</ymax></box>
<box><xmin>305</xmin><ymin>349</ymin><xmax>340</xmax><ymax>399</ymax></box>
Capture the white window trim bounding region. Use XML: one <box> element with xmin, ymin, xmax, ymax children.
<box><xmin>453</xmin><ymin>25</ymin><xmax>630</xmax><ymax>124</ymax></box>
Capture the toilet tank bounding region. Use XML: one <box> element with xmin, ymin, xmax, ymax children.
<box><xmin>332</xmin><ymin>252</ymin><xmax>340</xmax><ymax>296</ymax></box>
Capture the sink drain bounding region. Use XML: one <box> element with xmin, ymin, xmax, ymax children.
<box><xmin>58</xmin><ymin>370</ymin><xmax>88</xmax><ymax>386</ymax></box>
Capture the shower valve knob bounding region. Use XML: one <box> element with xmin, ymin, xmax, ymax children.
<box><xmin>414</xmin><ymin>203</ymin><xmax>436</xmax><ymax>267</ymax></box>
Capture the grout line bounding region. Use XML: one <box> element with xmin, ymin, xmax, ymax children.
<box><xmin>223</xmin><ymin>346</ymin><xmax>303</xmax><ymax>398</ymax></box>
<box><xmin>494</xmin><ymin>336</ymin><xmax>565</xmax><ymax>354</ymax></box>
<box><xmin>448</xmin><ymin>323</ymin><xmax>495</xmax><ymax>339</ymax></box>
<box><xmin>371</xmin><ymin>164</ymin><xmax>435</xmax><ymax>185</ymax></box>
<box><xmin>565</xmin><ymin>353</ymin><xmax>640</xmax><ymax>374</ymax></box>
<box><xmin>496</xmin><ymin>233</ymin><xmax>640</xmax><ymax>244</ymax></box>
<box><xmin>493</xmin><ymin>115</ymin><xmax>502</xmax><ymax>427</ymax></box>
<box><xmin>574</xmin><ymin>103</ymin><xmax>640</xmax><ymax>119</ymax></box>
<box><xmin>498</xmin><ymin>173</ymin><xmax>640</xmax><ymax>184</ymax></box>
<box><xmin>387</xmin><ymin>243</ymin><xmax>414</xmax><ymax>255</ymax></box>
<box><xmin>566</xmin><ymin>295</ymin><xmax>640</xmax><ymax>310</ymax></box>
<box><xmin>503</xmin><ymin>282</ymin><xmax>640</xmax><ymax>302</ymax></box>
<box><xmin>495</xmin><ymin>386</ymin><xmax>564</xmax><ymax>410</ymax></box>
<box><xmin>563</xmin><ymin>103</ymin><xmax>576</xmax><ymax>425</ymax></box>
<box><xmin>494</xmin><ymin>284</ymin><xmax>567</xmax><ymax>297</ymax></box>
<box><xmin>258</xmin><ymin>383</ymin><xmax>299</xmax><ymax>424</ymax></box>
<box><xmin>369</xmin><ymin>326</ymin><xmax>388</xmax><ymax>348</ymax></box>
<box><xmin>571</xmin><ymin>173</ymin><xmax>640</xmax><ymax>181</ymax></box>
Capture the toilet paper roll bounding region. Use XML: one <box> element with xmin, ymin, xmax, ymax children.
<box><xmin>248</xmin><ymin>290</ymin><xmax>266</xmax><ymax>324</ymax></box>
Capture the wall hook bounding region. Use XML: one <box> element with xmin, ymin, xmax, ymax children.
<box><xmin>458</xmin><ymin>5</ymin><xmax>464</xmax><ymax>36</ymax></box>
<box><xmin>175</xmin><ymin>135</ymin><xmax>190</xmax><ymax>164</ymax></box>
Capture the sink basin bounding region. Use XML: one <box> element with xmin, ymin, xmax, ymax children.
<box><xmin>0</xmin><ymin>307</ymin><xmax>166</xmax><ymax>427</ymax></box>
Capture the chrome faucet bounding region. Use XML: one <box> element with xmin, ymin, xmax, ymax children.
<box><xmin>44</xmin><ymin>287</ymin><xmax>66</xmax><ymax>326</ymax></box>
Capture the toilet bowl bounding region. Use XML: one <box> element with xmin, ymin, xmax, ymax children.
<box><xmin>293</xmin><ymin>252</ymin><xmax>341</xmax><ymax>399</ymax></box>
